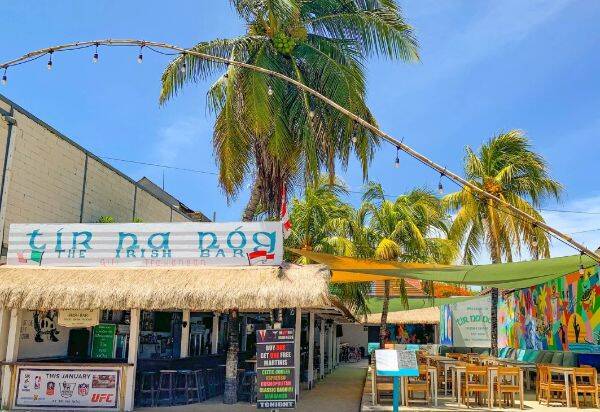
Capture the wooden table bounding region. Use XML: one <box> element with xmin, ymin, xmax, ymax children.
<box><xmin>427</xmin><ymin>356</ymin><xmax>458</xmax><ymax>395</ymax></box>
<box><xmin>486</xmin><ymin>357</ymin><xmax>536</xmax><ymax>390</ymax></box>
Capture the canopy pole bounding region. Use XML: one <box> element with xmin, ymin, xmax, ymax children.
<box><xmin>1</xmin><ymin>308</ymin><xmax>21</xmax><ymax>410</ymax></box>
<box><xmin>124</xmin><ymin>308</ymin><xmax>140</xmax><ymax>412</ymax></box>
<box><xmin>180</xmin><ymin>310</ymin><xmax>190</xmax><ymax>358</ymax></box>
<box><xmin>294</xmin><ymin>308</ymin><xmax>301</xmax><ymax>400</ymax></box>
<box><xmin>211</xmin><ymin>313</ymin><xmax>219</xmax><ymax>355</ymax></box>
<box><xmin>241</xmin><ymin>315</ymin><xmax>248</xmax><ymax>352</ymax></box>
<box><xmin>319</xmin><ymin>319</ymin><xmax>325</xmax><ymax>379</ymax></box>
<box><xmin>307</xmin><ymin>312</ymin><xmax>315</xmax><ymax>389</ymax></box>
<box><xmin>328</xmin><ymin>324</ymin><xmax>334</xmax><ymax>374</ymax></box>
<box><xmin>1</xmin><ymin>39</ymin><xmax>597</xmax><ymax>263</ymax></box>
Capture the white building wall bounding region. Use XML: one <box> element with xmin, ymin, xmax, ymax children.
<box><xmin>341</xmin><ymin>324</ymin><xmax>368</xmax><ymax>349</ymax></box>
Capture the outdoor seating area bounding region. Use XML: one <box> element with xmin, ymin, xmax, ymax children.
<box><xmin>367</xmin><ymin>347</ymin><xmax>600</xmax><ymax>410</ymax></box>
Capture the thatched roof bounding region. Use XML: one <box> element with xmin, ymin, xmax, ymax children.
<box><xmin>364</xmin><ymin>306</ymin><xmax>440</xmax><ymax>325</ymax></box>
<box><xmin>0</xmin><ymin>264</ymin><xmax>331</xmax><ymax>311</ymax></box>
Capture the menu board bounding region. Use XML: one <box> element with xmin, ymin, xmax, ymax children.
<box><xmin>91</xmin><ymin>324</ymin><xmax>116</xmax><ymax>359</ymax></box>
<box><xmin>256</xmin><ymin>328</ymin><xmax>295</xmax><ymax>409</ymax></box>
<box><xmin>375</xmin><ymin>349</ymin><xmax>419</xmax><ymax>377</ymax></box>
<box><xmin>14</xmin><ymin>366</ymin><xmax>120</xmax><ymax>409</ymax></box>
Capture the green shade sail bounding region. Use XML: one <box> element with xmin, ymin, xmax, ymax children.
<box><xmin>366</xmin><ymin>295</ymin><xmax>480</xmax><ymax>313</ymax></box>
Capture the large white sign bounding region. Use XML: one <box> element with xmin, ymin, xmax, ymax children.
<box><xmin>8</xmin><ymin>222</ymin><xmax>283</xmax><ymax>267</ymax></box>
<box><xmin>450</xmin><ymin>296</ymin><xmax>492</xmax><ymax>347</ymax></box>
<box><xmin>14</xmin><ymin>366</ymin><xmax>120</xmax><ymax>410</ymax></box>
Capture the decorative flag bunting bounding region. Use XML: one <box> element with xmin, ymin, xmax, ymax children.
<box><xmin>281</xmin><ymin>185</ymin><xmax>291</xmax><ymax>239</ymax></box>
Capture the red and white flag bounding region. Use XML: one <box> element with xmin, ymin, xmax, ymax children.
<box><xmin>247</xmin><ymin>250</ymin><xmax>275</xmax><ymax>265</ymax></box>
<box><xmin>280</xmin><ymin>185</ymin><xmax>292</xmax><ymax>239</ymax></box>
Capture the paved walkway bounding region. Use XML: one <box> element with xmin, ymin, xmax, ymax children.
<box><xmin>138</xmin><ymin>361</ymin><xmax>368</xmax><ymax>412</ymax></box>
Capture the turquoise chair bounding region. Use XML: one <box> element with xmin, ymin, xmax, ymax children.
<box><xmin>562</xmin><ymin>352</ymin><xmax>577</xmax><ymax>367</ymax></box>
<box><xmin>499</xmin><ymin>347</ymin><xmax>508</xmax><ymax>358</ymax></box>
<box><xmin>550</xmin><ymin>351</ymin><xmax>564</xmax><ymax>366</ymax></box>
<box><xmin>524</xmin><ymin>350</ymin><xmax>539</xmax><ymax>363</ymax></box>
<box><xmin>516</xmin><ymin>349</ymin><xmax>525</xmax><ymax>361</ymax></box>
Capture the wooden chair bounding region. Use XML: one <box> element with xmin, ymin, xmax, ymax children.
<box><xmin>447</xmin><ymin>353</ymin><xmax>461</xmax><ymax>360</ymax></box>
<box><xmin>537</xmin><ymin>365</ymin><xmax>567</xmax><ymax>406</ymax></box>
<box><xmin>573</xmin><ymin>366</ymin><xmax>599</xmax><ymax>408</ymax></box>
<box><xmin>404</xmin><ymin>364</ymin><xmax>430</xmax><ymax>405</ymax></box>
<box><xmin>375</xmin><ymin>374</ymin><xmax>394</xmax><ymax>404</ymax></box>
<box><xmin>495</xmin><ymin>366</ymin><xmax>523</xmax><ymax>409</ymax></box>
<box><xmin>463</xmin><ymin>365</ymin><xmax>489</xmax><ymax>407</ymax></box>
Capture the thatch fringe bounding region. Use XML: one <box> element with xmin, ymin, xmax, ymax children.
<box><xmin>364</xmin><ymin>307</ymin><xmax>440</xmax><ymax>325</ymax></box>
<box><xmin>0</xmin><ymin>264</ymin><xmax>331</xmax><ymax>311</ymax></box>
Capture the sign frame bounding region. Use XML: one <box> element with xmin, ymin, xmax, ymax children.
<box><xmin>13</xmin><ymin>365</ymin><xmax>121</xmax><ymax>410</ymax></box>
<box><xmin>256</xmin><ymin>328</ymin><xmax>296</xmax><ymax>410</ymax></box>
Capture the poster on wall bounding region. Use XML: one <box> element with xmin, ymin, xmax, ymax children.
<box><xmin>450</xmin><ymin>296</ymin><xmax>492</xmax><ymax>347</ymax></box>
<box><xmin>19</xmin><ymin>311</ymin><xmax>69</xmax><ymax>359</ymax></box>
<box><xmin>91</xmin><ymin>324</ymin><xmax>117</xmax><ymax>359</ymax></box>
<box><xmin>14</xmin><ymin>366</ymin><xmax>120</xmax><ymax>410</ymax></box>
<box><xmin>499</xmin><ymin>266</ymin><xmax>600</xmax><ymax>353</ymax></box>
<box><xmin>58</xmin><ymin>310</ymin><xmax>99</xmax><ymax>328</ymax></box>
<box><xmin>7</xmin><ymin>222</ymin><xmax>284</xmax><ymax>267</ymax></box>
<box><xmin>256</xmin><ymin>328</ymin><xmax>295</xmax><ymax>409</ymax></box>
<box><xmin>439</xmin><ymin>304</ymin><xmax>453</xmax><ymax>345</ymax></box>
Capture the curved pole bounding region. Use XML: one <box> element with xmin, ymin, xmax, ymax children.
<box><xmin>2</xmin><ymin>38</ymin><xmax>599</xmax><ymax>262</ymax></box>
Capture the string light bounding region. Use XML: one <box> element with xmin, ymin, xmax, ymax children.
<box><xmin>180</xmin><ymin>53</ymin><xmax>186</xmax><ymax>73</ymax></box>
<box><xmin>579</xmin><ymin>252</ymin><xmax>585</xmax><ymax>275</ymax></box>
<box><xmin>394</xmin><ymin>146</ymin><xmax>400</xmax><ymax>168</ymax></box>
<box><xmin>438</xmin><ymin>172</ymin><xmax>444</xmax><ymax>194</ymax></box>
<box><xmin>1</xmin><ymin>68</ymin><xmax>6</xmax><ymax>85</ymax></box>
<box><xmin>137</xmin><ymin>46</ymin><xmax>144</xmax><ymax>64</ymax></box>
<box><xmin>308</xmin><ymin>110</ymin><xmax>315</xmax><ymax>118</ymax></box>
<box><xmin>352</xmin><ymin>136</ymin><xmax>357</xmax><ymax>144</ymax></box>
<box><xmin>47</xmin><ymin>51</ymin><xmax>53</xmax><ymax>70</ymax></box>
<box><xmin>532</xmin><ymin>223</ymin><xmax>538</xmax><ymax>247</ymax></box>
<box><xmin>92</xmin><ymin>44</ymin><xmax>99</xmax><ymax>63</ymax></box>
<box><xmin>267</xmin><ymin>85</ymin><xmax>273</xmax><ymax>96</ymax></box>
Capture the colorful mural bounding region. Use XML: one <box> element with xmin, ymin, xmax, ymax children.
<box><xmin>498</xmin><ymin>265</ymin><xmax>600</xmax><ymax>353</ymax></box>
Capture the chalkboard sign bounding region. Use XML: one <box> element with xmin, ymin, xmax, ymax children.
<box><xmin>91</xmin><ymin>323</ymin><xmax>116</xmax><ymax>358</ymax></box>
<box><xmin>256</xmin><ymin>328</ymin><xmax>296</xmax><ymax>409</ymax></box>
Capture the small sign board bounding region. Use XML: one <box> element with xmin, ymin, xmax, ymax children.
<box><xmin>91</xmin><ymin>324</ymin><xmax>116</xmax><ymax>359</ymax></box>
<box><xmin>256</xmin><ymin>328</ymin><xmax>295</xmax><ymax>409</ymax></box>
<box><xmin>14</xmin><ymin>365</ymin><xmax>120</xmax><ymax>410</ymax></box>
<box><xmin>375</xmin><ymin>349</ymin><xmax>419</xmax><ymax>377</ymax></box>
<box><xmin>58</xmin><ymin>310</ymin><xmax>99</xmax><ymax>328</ymax></box>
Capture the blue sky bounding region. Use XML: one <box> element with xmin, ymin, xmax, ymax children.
<box><xmin>1</xmin><ymin>1</ymin><xmax>599</xmax><ymax>261</ymax></box>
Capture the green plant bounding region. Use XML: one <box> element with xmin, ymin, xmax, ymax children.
<box><xmin>97</xmin><ymin>216</ymin><xmax>115</xmax><ymax>223</ymax></box>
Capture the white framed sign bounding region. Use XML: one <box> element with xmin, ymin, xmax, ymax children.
<box><xmin>14</xmin><ymin>366</ymin><xmax>120</xmax><ymax>410</ymax></box>
<box><xmin>8</xmin><ymin>222</ymin><xmax>283</xmax><ymax>267</ymax></box>
<box><xmin>58</xmin><ymin>310</ymin><xmax>100</xmax><ymax>328</ymax></box>
<box><xmin>450</xmin><ymin>296</ymin><xmax>492</xmax><ymax>347</ymax></box>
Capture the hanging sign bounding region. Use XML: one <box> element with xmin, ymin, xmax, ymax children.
<box><xmin>14</xmin><ymin>365</ymin><xmax>120</xmax><ymax>410</ymax></box>
<box><xmin>91</xmin><ymin>324</ymin><xmax>116</xmax><ymax>359</ymax></box>
<box><xmin>58</xmin><ymin>310</ymin><xmax>99</xmax><ymax>328</ymax></box>
<box><xmin>256</xmin><ymin>328</ymin><xmax>296</xmax><ymax>409</ymax></box>
<box><xmin>449</xmin><ymin>296</ymin><xmax>491</xmax><ymax>347</ymax></box>
<box><xmin>7</xmin><ymin>222</ymin><xmax>283</xmax><ymax>267</ymax></box>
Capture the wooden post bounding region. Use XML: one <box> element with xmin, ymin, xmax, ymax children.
<box><xmin>308</xmin><ymin>312</ymin><xmax>315</xmax><ymax>389</ymax></box>
<box><xmin>241</xmin><ymin>315</ymin><xmax>248</xmax><ymax>352</ymax></box>
<box><xmin>328</xmin><ymin>325</ymin><xmax>334</xmax><ymax>373</ymax></box>
<box><xmin>180</xmin><ymin>310</ymin><xmax>190</xmax><ymax>358</ymax></box>
<box><xmin>294</xmin><ymin>308</ymin><xmax>301</xmax><ymax>400</ymax></box>
<box><xmin>0</xmin><ymin>308</ymin><xmax>10</xmax><ymax>362</ymax></box>
<box><xmin>1</xmin><ymin>309</ymin><xmax>22</xmax><ymax>410</ymax></box>
<box><xmin>211</xmin><ymin>313</ymin><xmax>219</xmax><ymax>354</ymax></box>
<box><xmin>124</xmin><ymin>308</ymin><xmax>140</xmax><ymax>412</ymax></box>
<box><xmin>319</xmin><ymin>319</ymin><xmax>325</xmax><ymax>379</ymax></box>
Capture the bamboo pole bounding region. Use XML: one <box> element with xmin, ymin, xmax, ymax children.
<box><xmin>2</xmin><ymin>39</ymin><xmax>599</xmax><ymax>262</ymax></box>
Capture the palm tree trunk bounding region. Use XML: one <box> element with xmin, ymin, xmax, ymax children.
<box><xmin>223</xmin><ymin>309</ymin><xmax>240</xmax><ymax>404</ymax></box>
<box><xmin>487</xmin><ymin>202</ymin><xmax>501</xmax><ymax>357</ymax></box>
<box><xmin>242</xmin><ymin>180</ymin><xmax>261</xmax><ymax>222</ymax></box>
<box><xmin>379</xmin><ymin>280</ymin><xmax>390</xmax><ymax>349</ymax></box>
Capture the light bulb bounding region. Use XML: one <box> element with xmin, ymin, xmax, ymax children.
<box><xmin>394</xmin><ymin>156</ymin><xmax>400</xmax><ymax>168</ymax></box>
<box><xmin>267</xmin><ymin>85</ymin><xmax>273</xmax><ymax>96</ymax></box>
<box><xmin>309</xmin><ymin>111</ymin><xmax>315</xmax><ymax>118</ymax></box>
<box><xmin>1</xmin><ymin>75</ymin><xmax>6</xmax><ymax>86</ymax></box>
<box><xmin>92</xmin><ymin>53</ymin><xmax>99</xmax><ymax>63</ymax></box>
<box><xmin>180</xmin><ymin>62</ymin><xmax>186</xmax><ymax>73</ymax></box>
<box><xmin>137</xmin><ymin>53</ymin><xmax>143</xmax><ymax>64</ymax></box>
<box><xmin>579</xmin><ymin>264</ymin><xmax>585</xmax><ymax>275</ymax></box>
<box><xmin>47</xmin><ymin>57</ymin><xmax>53</xmax><ymax>70</ymax></box>
<box><xmin>352</xmin><ymin>136</ymin><xmax>357</xmax><ymax>144</ymax></box>
<box><xmin>438</xmin><ymin>182</ymin><xmax>444</xmax><ymax>194</ymax></box>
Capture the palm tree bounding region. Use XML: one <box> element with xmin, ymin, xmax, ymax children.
<box><xmin>443</xmin><ymin>130</ymin><xmax>562</xmax><ymax>355</ymax></box>
<box><xmin>160</xmin><ymin>0</ymin><xmax>419</xmax><ymax>220</ymax></box>
<box><xmin>287</xmin><ymin>177</ymin><xmax>372</xmax><ymax>316</ymax></box>
<box><xmin>362</xmin><ymin>183</ymin><xmax>457</xmax><ymax>348</ymax></box>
